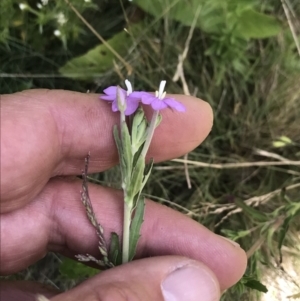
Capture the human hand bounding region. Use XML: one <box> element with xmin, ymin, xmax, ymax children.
<box><xmin>0</xmin><ymin>89</ymin><xmax>247</xmax><ymax>301</ymax></box>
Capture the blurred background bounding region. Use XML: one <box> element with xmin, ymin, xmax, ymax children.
<box><xmin>1</xmin><ymin>0</ymin><xmax>299</xmax><ymax>300</ymax></box>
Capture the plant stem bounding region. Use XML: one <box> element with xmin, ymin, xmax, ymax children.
<box><xmin>122</xmin><ymin>201</ymin><xmax>132</xmax><ymax>263</ymax></box>
<box><xmin>141</xmin><ymin>110</ymin><xmax>159</xmax><ymax>158</ymax></box>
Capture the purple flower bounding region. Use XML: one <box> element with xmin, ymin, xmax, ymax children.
<box><xmin>132</xmin><ymin>81</ymin><xmax>185</xmax><ymax>112</ymax></box>
<box><xmin>100</xmin><ymin>80</ymin><xmax>140</xmax><ymax>116</ymax></box>
<box><xmin>100</xmin><ymin>80</ymin><xmax>185</xmax><ymax>114</ymax></box>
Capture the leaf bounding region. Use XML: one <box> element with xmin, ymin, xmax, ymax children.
<box><xmin>127</xmin><ymin>155</ymin><xmax>145</xmax><ymax>199</ymax></box>
<box><xmin>109</xmin><ymin>232</ymin><xmax>122</xmax><ymax>266</ymax></box>
<box><xmin>113</xmin><ymin>125</ymin><xmax>126</xmax><ymax>182</ymax></box>
<box><xmin>121</xmin><ymin>120</ymin><xmax>133</xmax><ymax>180</ymax></box>
<box><xmin>278</xmin><ymin>203</ymin><xmax>300</xmax><ymax>262</ymax></box>
<box><xmin>273</xmin><ymin>135</ymin><xmax>293</xmax><ymax>148</ymax></box>
<box><xmin>233</xmin><ymin>9</ymin><xmax>282</xmax><ymax>39</ymax></box>
<box><xmin>59</xmin><ymin>28</ymin><xmax>133</xmax><ymax>80</ymax></box>
<box><xmin>240</xmin><ymin>274</ymin><xmax>268</xmax><ymax>294</ymax></box>
<box><xmin>59</xmin><ymin>257</ymin><xmax>99</xmax><ymax>279</ymax></box>
<box><xmin>278</xmin><ymin>215</ymin><xmax>293</xmax><ymax>263</ymax></box>
<box><xmin>279</xmin><ymin>135</ymin><xmax>293</xmax><ymax>144</ymax></box>
<box><xmin>141</xmin><ymin>158</ymin><xmax>154</xmax><ymax>190</ymax></box>
<box><xmin>133</xmin><ymin>0</ymin><xmax>281</xmax><ymax>38</ymax></box>
<box><xmin>243</xmin><ymin>279</ymin><xmax>268</xmax><ymax>293</ymax></box>
<box><xmin>129</xmin><ymin>197</ymin><xmax>145</xmax><ymax>261</ymax></box>
<box><xmin>132</xmin><ymin>0</ymin><xmax>217</xmax><ymax>33</ymax></box>
<box><xmin>235</xmin><ymin>199</ymin><xmax>269</xmax><ymax>222</ymax></box>
<box><xmin>221</xmin><ymin>229</ymin><xmax>251</xmax><ymax>241</ymax></box>
<box><xmin>131</xmin><ymin>107</ymin><xmax>148</xmax><ymax>154</ymax></box>
<box><xmin>273</xmin><ymin>141</ymin><xmax>288</xmax><ymax>148</ymax></box>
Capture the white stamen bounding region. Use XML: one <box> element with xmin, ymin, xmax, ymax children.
<box><xmin>19</xmin><ymin>3</ymin><xmax>27</xmax><ymax>10</ymax></box>
<box><xmin>158</xmin><ymin>80</ymin><xmax>166</xmax><ymax>99</ymax></box>
<box><xmin>37</xmin><ymin>3</ymin><xmax>42</xmax><ymax>9</ymax></box>
<box><xmin>125</xmin><ymin>79</ymin><xmax>133</xmax><ymax>95</ymax></box>
<box><xmin>54</xmin><ymin>30</ymin><xmax>61</xmax><ymax>37</ymax></box>
<box><xmin>57</xmin><ymin>12</ymin><xmax>67</xmax><ymax>25</ymax></box>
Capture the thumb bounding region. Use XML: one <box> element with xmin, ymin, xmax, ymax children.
<box><xmin>50</xmin><ymin>256</ymin><xmax>221</xmax><ymax>301</ymax></box>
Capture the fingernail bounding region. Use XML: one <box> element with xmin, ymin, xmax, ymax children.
<box><xmin>218</xmin><ymin>235</ymin><xmax>240</xmax><ymax>247</ymax></box>
<box><xmin>161</xmin><ymin>265</ymin><xmax>220</xmax><ymax>301</ymax></box>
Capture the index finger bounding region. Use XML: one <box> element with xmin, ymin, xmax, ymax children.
<box><xmin>1</xmin><ymin>89</ymin><xmax>213</xmax><ymax>211</ymax></box>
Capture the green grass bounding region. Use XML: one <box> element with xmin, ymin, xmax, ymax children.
<box><xmin>1</xmin><ymin>0</ymin><xmax>300</xmax><ymax>299</ymax></box>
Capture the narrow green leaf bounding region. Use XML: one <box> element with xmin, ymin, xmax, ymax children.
<box><xmin>132</xmin><ymin>141</ymin><xmax>147</xmax><ymax>169</ymax></box>
<box><xmin>131</xmin><ymin>108</ymin><xmax>148</xmax><ymax>154</ymax></box>
<box><xmin>141</xmin><ymin>158</ymin><xmax>154</xmax><ymax>190</ymax></box>
<box><xmin>287</xmin><ymin>202</ymin><xmax>300</xmax><ymax>217</ymax></box>
<box><xmin>221</xmin><ymin>229</ymin><xmax>251</xmax><ymax>241</ymax></box>
<box><xmin>244</xmin><ymin>279</ymin><xmax>268</xmax><ymax>293</ymax></box>
<box><xmin>109</xmin><ymin>232</ymin><xmax>122</xmax><ymax>266</ymax></box>
<box><xmin>128</xmin><ymin>156</ymin><xmax>145</xmax><ymax>199</ymax></box>
<box><xmin>235</xmin><ymin>199</ymin><xmax>269</xmax><ymax>222</ymax></box>
<box><xmin>278</xmin><ymin>204</ymin><xmax>300</xmax><ymax>262</ymax></box>
<box><xmin>278</xmin><ymin>216</ymin><xmax>292</xmax><ymax>263</ymax></box>
<box><xmin>129</xmin><ymin>197</ymin><xmax>145</xmax><ymax>261</ymax></box>
<box><xmin>121</xmin><ymin>120</ymin><xmax>133</xmax><ymax>181</ymax></box>
<box><xmin>155</xmin><ymin>114</ymin><xmax>162</xmax><ymax>128</ymax></box>
<box><xmin>113</xmin><ymin>125</ymin><xmax>122</xmax><ymax>151</ymax></box>
<box><xmin>113</xmin><ymin>125</ymin><xmax>126</xmax><ymax>181</ymax></box>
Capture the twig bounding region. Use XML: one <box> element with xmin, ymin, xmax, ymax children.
<box><xmin>246</xmin><ymin>217</ymin><xmax>284</xmax><ymax>259</ymax></box>
<box><xmin>172</xmin><ymin>6</ymin><xmax>202</xmax><ymax>188</ymax></box>
<box><xmin>172</xmin><ymin>158</ymin><xmax>300</xmax><ymax>168</ymax></box>
<box><xmin>183</xmin><ymin>153</ymin><xmax>192</xmax><ymax>189</ymax></box>
<box><xmin>154</xmin><ymin>165</ymin><xmax>300</xmax><ymax>176</ymax></box>
<box><xmin>281</xmin><ymin>0</ymin><xmax>300</xmax><ymax>57</ymax></box>
<box><xmin>246</xmin><ymin>236</ymin><xmax>265</xmax><ymax>259</ymax></box>
<box><xmin>214</xmin><ymin>183</ymin><xmax>300</xmax><ymax>227</ymax></box>
<box><xmin>253</xmin><ymin>148</ymin><xmax>291</xmax><ymax>162</ymax></box>
<box><xmin>143</xmin><ymin>193</ymin><xmax>201</xmax><ymax>218</ymax></box>
<box><xmin>63</xmin><ymin>0</ymin><xmax>132</xmax><ymax>74</ymax></box>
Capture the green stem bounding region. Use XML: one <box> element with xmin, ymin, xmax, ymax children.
<box><xmin>141</xmin><ymin>110</ymin><xmax>159</xmax><ymax>158</ymax></box>
<box><xmin>122</xmin><ymin>201</ymin><xmax>132</xmax><ymax>263</ymax></box>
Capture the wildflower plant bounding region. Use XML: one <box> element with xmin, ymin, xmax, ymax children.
<box><xmin>76</xmin><ymin>80</ymin><xmax>185</xmax><ymax>267</ymax></box>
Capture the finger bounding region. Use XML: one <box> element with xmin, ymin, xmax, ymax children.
<box><xmin>0</xmin><ymin>178</ymin><xmax>247</xmax><ymax>290</ymax></box>
<box><xmin>1</xmin><ymin>89</ymin><xmax>213</xmax><ymax>211</ymax></box>
<box><xmin>0</xmin><ymin>280</ymin><xmax>60</xmax><ymax>301</ymax></box>
<box><xmin>49</xmin><ymin>256</ymin><xmax>220</xmax><ymax>301</ymax></box>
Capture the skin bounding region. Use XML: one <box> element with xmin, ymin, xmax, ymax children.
<box><xmin>0</xmin><ymin>89</ymin><xmax>247</xmax><ymax>300</ymax></box>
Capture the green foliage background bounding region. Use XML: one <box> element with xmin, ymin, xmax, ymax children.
<box><xmin>1</xmin><ymin>0</ymin><xmax>300</xmax><ymax>300</ymax></box>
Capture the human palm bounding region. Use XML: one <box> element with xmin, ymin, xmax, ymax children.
<box><xmin>0</xmin><ymin>89</ymin><xmax>247</xmax><ymax>301</ymax></box>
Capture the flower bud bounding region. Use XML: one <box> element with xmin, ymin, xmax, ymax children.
<box><xmin>116</xmin><ymin>86</ymin><xmax>127</xmax><ymax>113</ymax></box>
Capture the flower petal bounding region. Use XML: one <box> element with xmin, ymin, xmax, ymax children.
<box><xmin>111</xmin><ymin>100</ymin><xmax>119</xmax><ymax>112</ymax></box>
<box><xmin>100</xmin><ymin>95</ymin><xmax>115</xmax><ymax>101</ymax></box>
<box><xmin>103</xmin><ymin>86</ymin><xmax>118</xmax><ymax>95</ymax></box>
<box><xmin>163</xmin><ymin>98</ymin><xmax>186</xmax><ymax>112</ymax></box>
<box><xmin>130</xmin><ymin>91</ymin><xmax>148</xmax><ymax>99</ymax></box>
<box><xmin>151</xmin><ymin>98</ymin><xmax>167</xmax><ymax>110</ymax></box>
<box><xmin>141</xmin><ymin>94</ymin><xmax>157</xmax><ymax>105</ymax></box>
<box><xmin>125</xmin><ymin>99</ymin><xmax>140</xmax><ymax>116</ymax></box>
